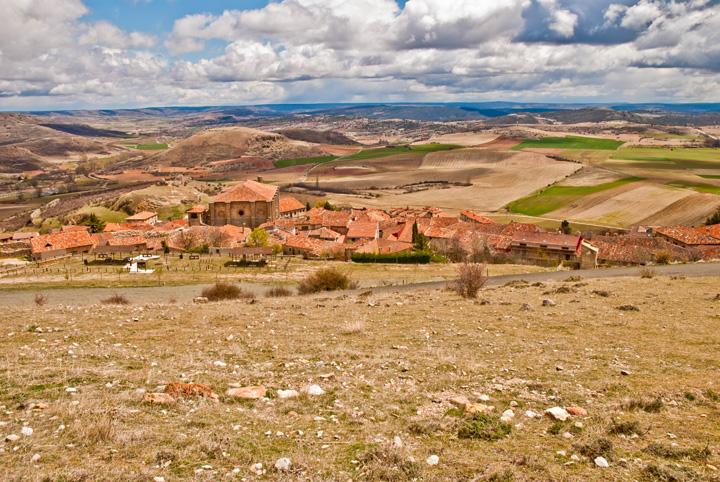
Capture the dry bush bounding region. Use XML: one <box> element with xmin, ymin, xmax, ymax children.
<box><xmin>201</xmin><ymin>283</ymin><xmax>254</xmax><ymax>302</ymax></box>
<box><xmin>453</xmin><ymin>263</ymin><xmax>487</xmax><ymax>298</ymax></box>
<box><xmin>340</xmin><ymin>319</ymin><xmax>366</xmax><ymax>335</ymax></box>
<box><xmin>356</xmin><ymin>446</ymin><xmax>421</xmax><ymax>481</ymax></box>
<box><xmin>655</xmin><ymin>251</ymin><xmax>672</xmax><ymax>265</ymax></box>
<box><xmin>265</xmin><ymin>286</ymin><xmax>293</xmax><ymax>298</ymax></box>
<box><xmin>297</xmin><ymin>267</ymin><xmax>352</xmax><ymax>294</ymax></box>
<box><xmin>34</xmin><ymin>292</ymin><xmax>48</xmax><ymax>306</ymax></box>
<box><xmin>457</xmin><ymin>413</ymin><xmax>511</xmax><ymax>441</ymax></box>
<box><xmin>101</xmin><ymin>293</ymin><xmax>130</xmax><ymax>305</ymax></box>
<box><xmin>639</xmin><ymin>266</ymin><xmax>656</xmax><ymax>279</ymax></box>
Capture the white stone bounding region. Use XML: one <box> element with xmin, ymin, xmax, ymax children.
<box><xmin>392</xmin><ymin>436</ymin><xmax>403</xmax><ymax>449</ymax></box>
<box><xmin>500</xmin><ymin>409</ymin><xmax>515</xmax><ymax>423</ymax></box>
<box><xmin>5</xmin><ymin>434</ymin><xmax>19</xmax><ymax>442</ymax></box>
<box><xmin>594</xmin><ymin>456</ymin><xmax>609</xmax><ymax>468</ymax></box>
<box><xmin>426</xmin><ymin>454</ymin><xmax>440</xmax><ymax>466</ymax></box>
<box><xmin>21</xmin><ymin>426</ymin><xmax>33</xmax><ymax>436</ymax></box>
<box><xmin>31</xmin><ymin>453</ymin><xmax>41</xmax><ymax>463</ymax></box>
<box><xmin>65</xmin><ymin>387</ymin><xmax>78</xmax><ymax>393</ymax></box>
<box><xmin>304</xmin><ymin>384</ymin><xmax>325</xmax><ymax>396</ymax></box>
<box><xmin>545</xmin><ymin>406</ymin><xmax>570</xmax><ymax>421</ymax></box>
<box><xmin>213</xmin><ymin>360</ymin><xmax>227</xmax><ymax>368</ymax></box>
<box><xmin>275</xmin><ymin>457</ymin><xmax>292</xmax><ymax>471</ymax></box>
<box><xmin>153</xmin><ymin>477</ymin><xmax>165</xmax><ymax>482</ymax></box>
<box><xmin>277</xmin><ymin>389</ymin><xmax>299</xmax><ymax>399</ymax></box>
<box><xmin>524</xmin><ymin>410</ymin><xmax>539</xmax><ymax>418</ymax></box>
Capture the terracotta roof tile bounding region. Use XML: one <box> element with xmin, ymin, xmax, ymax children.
<box><xmin>31</xmin><ymin>231</ymin><xmax>94</xmax><ymax>254</ymax></box>
<box><xmin>213</xmin><ymin>180</ymin><xmax>278</xmax><ymax>203</ymax></box>
<box><xmin>279</xmin><ymin>196</ymin><xmax>305</xmax><ymax>213</ymax></box>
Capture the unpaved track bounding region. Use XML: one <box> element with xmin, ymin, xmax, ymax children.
<box><xmin>3</xmin><ymin>262</ymin><xmax>717</xmax><ymax>306</ymax></box>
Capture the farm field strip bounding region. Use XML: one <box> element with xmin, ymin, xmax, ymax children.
<box><xmin>342</xmin><ymin>143</ymin><xmax>461</xmax><ymax>161</ymax></box>
<box><xmin>507</xmin><ymin>177</ymin><xmax>642</xmax><ymax>216</ymax></box>
<box><xmin>513</xmin><ymin>135</ymin><xmax>624</xmax><ymax>151</ymax></box>
<box><xmin>667</xmin><ymin>180</ymin><xmax>720</xmax><ymax>195</ymax></box>
<box><xmin>275</xmin><ymin>155</ymin><xmax>338</xmax><ymax>168</ymax></box>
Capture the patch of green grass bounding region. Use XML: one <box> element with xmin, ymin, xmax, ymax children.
<box><xmin>507</xmin><ymin>177</ymin><xmax>642</xmax><ymax>216</ymax></box>
<box><xmin>667</xmin><ymin>181</ymin><xmax>720</xmax><ymax>195</ymax></box>
<box><xmin>610</xmin><ymin>147</ymin><xmax>720</xmax><ymax>169</ymax></box>
<box><xmin>699</xmin><ymin>174</ymin><xmax>720</xmax><ymax>179</ymax></box>
<box><xmin>274</xmin><ymin>155</ymin><xmax>338</xmax><ymax>168</ymax></box>
<box><xmin>343</xmin><ymin>143</ymin><xmax>461</xmax><ymax>161</ymax></box>
<box><xmin>75</xmin><ymin>206</ymin><xmax>127</xmax><ymax>223</ymax></box>
<box><xmin>457</xmin><ymin>414</ymin><xmax>512</xmax><ymax>441</ymax></box>
<box><xmin>130</xmin><ymin>143</ymin><xmax>168</xmax><ymax>150</ymax></box>
<box><xmin>513</xmin><ymin>136</ymin><xmax>624</xmax><ymax>151</ymax></box>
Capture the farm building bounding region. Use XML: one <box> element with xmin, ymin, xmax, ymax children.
<box><xmin>92</xmin><ymin>234</ymin><xmax>148</xmax><ymax>256</ymax></box>
<box><xmin>208</xmin><ymin>180</ymin><xmax>280</xmax><ymax>228</ymax></box>
<box><xmin>30</xmin><ymin>231</ymin><xmax>94</xmax><ymax>260</ymax></box>
<box><xmin>126</xmin><ymin>211</ymin><xmax>159</xmax><ymax>225</ymax></box>
<box><xmin>186</xmin><ymin>205</ymin><xmax>208</xmax><ymax>226</ymax></box>
<box><xmin>507</xmin><ymin>232</ymin><xmax>584</xmax><ymax>266</ymax></box>
<box><xmin>279</xmin><ymin>196</ymin><xmax>306</xmax><ymax>218</ymax></box>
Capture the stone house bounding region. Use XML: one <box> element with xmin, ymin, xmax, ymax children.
<box><xmin>208</xmin><ymin>180</ymin><xmax>280</xmax><ymax>228</ymax></box>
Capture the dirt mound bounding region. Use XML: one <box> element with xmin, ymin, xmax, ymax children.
<box><xmin>276</xmin><ymin>128</ymin><xmax>359</xmax><ymax>145</ymax></box>
<box><xmin>154</xmin><ymin>127</ymin><xmax>325</xmax><ymax>167</ymax></box>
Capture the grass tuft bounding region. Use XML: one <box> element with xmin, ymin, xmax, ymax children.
<box><xmin>457</xmin><ymin>414</ymin><xmax>512</xmax><ymax>441</ymax></box>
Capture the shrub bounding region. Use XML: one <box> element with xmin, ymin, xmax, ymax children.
<box><xmin>458</xmin><ymin>414</ymin><xmax>512</xmax><ymax>441</ymax></box>
<box><xmin>356</xmin><ymin>446</ymin><xmax>420</xmax><ymax>481</ymax></box>
<box><xmin>623</xmin><ymin>397</ymin><xmax>663</xmax><ymax>413</ymax></box>
<box><xmin>297</xmin><ymin>267</ymin><xmax>352</xmax><ymax>294</ymax></box>
<box><xmin>452</xmin><ymin>263</ymin><xmax>487</xmax><ymax>298</ymax></box>
<box><xmin>639</xmin><ymin>266</ymin><xmax>655</xmax><ymax>279</ymax></box>
<box><xmin>608</xmin><ymin>419</ymin><xmax>640</xmax><ymax>436</ymax></box>
<box><xmin>655</xmin><ymin>251</ymin><xmax>671</xmax><ymax>265</ymax></box>
<box><xmin>201</xmin><ymin>283</ymin><xmax>254</xmax><ymax>302</ymax></box>
<box><xmin>265</xmin><ymin>286</ymin><xmax>293</xmax><ymax>297</ymax></box>
<box><xmin>187</xmin><ymin>244</ymin><xmax>209</xmax><ymax>254</ymax></box>
<box><xmin>575</xmin><ymin>438</ymin><xmax>613</xmax><ymax>460</ymax></box>
<box><xmin>34</xmin><ymin>292</ymin><xmax>48</xmax><ymax>306</ymax></box>
<box><xmin>643</xmin><ymin>443</ymin><xmax>711</xmax><ymax>461</ymax></box>
<box><xmin>351</xmin><ymin>251</ymin><xmax>431</xmax><ymax>264</ymax></box>
<box><xmin>101</xmin><ymin>294</ymin><xmax>130</xmax><ymax>305</ymax></box>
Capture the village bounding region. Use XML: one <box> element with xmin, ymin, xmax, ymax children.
<box><xmin>1</xmin><ymin>179</ymin><xmax>719</xmax><ymax>275</ymax></box>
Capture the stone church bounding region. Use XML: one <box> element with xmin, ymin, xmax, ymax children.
<box><xmin>206</xmin><ymin>179</ymin><xmax>280</xmax><ymax>228</ymax></box>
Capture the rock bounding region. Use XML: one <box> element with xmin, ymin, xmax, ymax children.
<box><xmin>277</xmin><ymin>389</ymin><xmax>299</xmax><ymax>399</ymax></box>
<box><xmin>426</xmin><ymin>454</ymin><xmax>439</xmax><ymax>466</ymax></box>
<box><xmin>143</xmin><ymin>393</ymin><xmax>176</xmax><ymax>405</ymax></box>
<box><xmin>620</xmin><ymin>370</ymin><xmax>631</xmax><ymax>376</ymax></box>
<box><xmin>449</xmin><ymin>396</ymin><xmax>470</xmax><ymax>409</ymax></box>
<box><xmin>617</xmin><ymin>304</ymin><xmax>639</xmax><ymax>312</ymax></box>
<box><xmin>544</xmin><ymin>406</ymin><xmax>570</xmax><ymax>421</ymax></box>
<box><xmin>31</xmin><ymin>453</ymin><xmax>41</xmax><ymax>463</ymax></box>
<box><xmin>500</xmin><ymin>409</ymin><xmax>515</xmax><ymax>423</ymax></box>
<box><xmin>465</xmin><ymin>403</ymin><xmax>495</xmax><ymax>415</ymax></box>
<box><xmin>21</xmin><ymin>426</ymin><xmax>33</xmax><ymax>436</ymax></box>
<box><xmin>274</xmin><ymin>457</ymin><xmax>292</xmax><ymax>471</ymax></box>
<box><xmin>153</xmin><ymin>477</ymin><xmax>165</xmax><ymax>482</ymax></box>
<box><xmin>213</xmin><ymin>360</ymin><xmax>227</xmax><ymax>368</ymax></box>
<box><xmin>520</xmin><ymin>303</ymin><xmax>533</xmax><ymax>311</ymax></box>
<box><xmin>5</xmin><ymin>434</ymin><xmax>19</xmax><ymax>442</ymax></box>
<box><xmin>542</xmin><ymin>299</ymin><xmax>556</xmax><ymax>307</ymax></box>
<box><xmin>524</xmin><ymin>410</ymin><xmax>539</xmax><ymax>418</ymax></box>
<box><xmin>65</xmin><ymin>387</ymin><xmax>78</xmax><ymax>393</ymax></box>
<box><xmin>28</xmin><ymin>402</ymin><xmax>48</xmax><ymax>411</ymax></box>
<box><xmin>566</xmin><ymin>406</ymin><xmax>587</xmax><ymax>416</ymax></box>
<box><xmin>250</xmin><ymin>463</ymin><xmax>265</xmax><ymax>475</ymax></box>
<box><xmin>594</xmin><ymin>456</ymin><xmax>609</xmax><ymax>468</ymax></box>
<box><xmin>165</xmin><ymin>382</ymin><xmax>218</xmax><ymax>400</ymax></box>
<box><xmin>193</xmin><ymin>297</ymin><xmax>209</xmax><ymax>304</ymax></box>
<box><xmin>392</xmin><ymin>436</ymin><xmax>403</xmax><ymax>449</ymax></box>
<box><xmin>303</xmin><ymin>384</ymin><xmax>325</xmax><ymax>396</ymax></box>
<box><xmin>226</xmin><ymin>386</ymin><xmax>266</xmax><ymax>400</ymax></box>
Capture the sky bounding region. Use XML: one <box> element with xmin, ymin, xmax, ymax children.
<box><xmin>1</xmin><ymin>0</ymin><xmax>719</xmax><ymax>110</ymax></box>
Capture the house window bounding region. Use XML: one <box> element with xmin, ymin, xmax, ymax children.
<box><xmin>239</xmin><ymin>209</ymin><xmax>245</xmax><ymax>216</ymax></box>
<box><xmin>540</xmin><ymin>244</ymin><xmax>547</xmax><ymax>248</ymax></box>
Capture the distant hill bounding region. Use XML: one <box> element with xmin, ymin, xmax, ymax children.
<box><xmin>276</xmin><ymin>128</ymin><xmax>359</xmax><ymax>145</ymax></box>
<box><xmin>152</xmin><ymin>126</ymin><xmax>326</xmax><ymax>167</ymax></box>
<box><xmin>40</xmin><ymin>123</ymin><xmax>129</xmax><ymax>138</ymax></box>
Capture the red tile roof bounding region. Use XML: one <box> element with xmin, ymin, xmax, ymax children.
<box><xmin>186</xmin><ymin>205</ymin><xmax>207</xmax><ymax>214</ymax></box>
<box><xmin>510</xmin><ymin>232</ymin><xmax>581</xmax><ymax>250</ymax></box>
<box><xmin>460</xmin><ymin>210</ymin><xmax>494</xmax><ymax>224</ymax></box>
<box><xmin>655</xmin><ymin>225</ymin><xmax>720</xmax><ymax>246</ymax></box>
<box><xmin>31</xmin><ymin>231</ymin><xmax>94</xmax><ymax>254</ymax></box>
<box><xmin>213</xmin><ymin>180</ymin><xmax>278</xmax><ymax>203</ymax></box>
<box><xmin>501</xmin><ymin>221</ymin><xmax>542</xmax><ymax>236</ymax></box>
<box><xmin>279</xmin><ymin>196</ymin><xmax>305</xmax><ymax>213</ymax></box>
<box><xmin>346</xmin><ymin>222</ymin><xmax>378</xmax><ymax>239</ymax></box>
<box><xmin>126</xmin><ymin>211</ymin><xmax>157</xmax><ymax>222</ymax></box>
<box><xmin>307</xmin><ymin>227</ymin><xmax>343</xmax><ymax>240</ymax></box>
<box><xmin>104</xmin><ymin>222</ymin><xmax>154</xmax><ymax>233</ymax></box>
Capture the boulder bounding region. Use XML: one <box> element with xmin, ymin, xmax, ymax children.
<box><xmin>544</xmin><ymin>406</ymin><xmax>570</xmax><ymax>421</ymax></box>
<box><xmin>226</xmin><ymin>386</ymin><xmax>266</xmax><ymax>400</ymax></box>
<box><xmin>143</xmin><ymin>393</ymin><xmax>176</xmax><ymax>405</ymax></box>
<box><xmin>565</xmin><ymin>406</ymin><xmax>587</xmax><ymax>416</ymax></box>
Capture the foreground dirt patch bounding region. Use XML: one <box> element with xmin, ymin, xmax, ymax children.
<box><xmin>1</xmin><ymin>276</ymin><xmax>719</xmax><ymax>480</ymax></box>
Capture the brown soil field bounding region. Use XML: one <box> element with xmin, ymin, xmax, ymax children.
<box><xmin>637</xmin><ymin>193</ymin><xmax>720</xmax><ymax>226</ymax></box>
<box><xmin>328</xmin><ymin>152</ymin><xmax>580</xmax><ymax>212</ymax></box>
<box><xmin>420</xmin><ymin>132</ymin><xmax>499</xmax><ymax>146</ymax></box>
<box><xmin>557</xmin><ymin>167</ymin><xmax>624</xmax><ymax>187</ymax></box>
<box><xmin>1</xmin><ymin>275</ymin><xmax>719</xmax><ymax>480</ymax></box>
<box><xmin>420</xmin><ymin>149</ymin><xmax>513</xmax><ymax>170</ymax></box>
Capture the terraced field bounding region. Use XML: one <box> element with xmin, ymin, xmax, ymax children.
<box><xmin>342</xmin><ymin>143</ymin><xmax>461</xmax><ymax>161</ymax></box>
<box><xmin>275</xmin><ymin>155</ymin><xmax>338</xmax><ymax>168</ymax></box>
<box><xmin>609</xmin><ymin>147</ymin><xmax>720</xmax><ymax>170</ymax></box>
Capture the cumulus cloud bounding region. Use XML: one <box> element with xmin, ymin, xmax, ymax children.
<box><xmin>0</xmin><ymin>0</ymin><xmax>719</xmax><ymax>109</ymax></box>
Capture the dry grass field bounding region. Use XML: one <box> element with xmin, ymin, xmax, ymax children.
<box><xmin>1</xmin><ymin>274</ymin><xmax>719</xmax><ymax>480</ymax></box>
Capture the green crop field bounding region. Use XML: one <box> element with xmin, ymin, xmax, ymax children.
<box><xmin>699</xmin><ymin>174</ymin><xmax>720</xmax><ymax>179</ymax></box>
<box><xmin>667</xmin><ymin>181</ymin><xmax>720</xmax><ymax>195</ymax></box>
<box><xmin>610</xmin><ymin>147</ymin><xmax>720</xmax><ymax>169</ymax></box>
<box><xmin>507</xmin><ymin>177</ymin><xmax>642</xmax><ymax>216</ymax></box>
<box><xmin>343</xmin><ymin>143</ymin><xmax>461</xmax><ymax>161</ymax></box>
<box><xmin>130</xmin><ymin>143</ymin><xmax>168</xmax><ymax>150</ymax></box>
<box><xmin>274</xmin><ymin>155</ymin><xmax>338</xmax><ymax>168</ymax></box>
<box><xmin>513</xmin><ymin>136</ymin><xmax>624</xmax><ymax>151</ymax></box>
